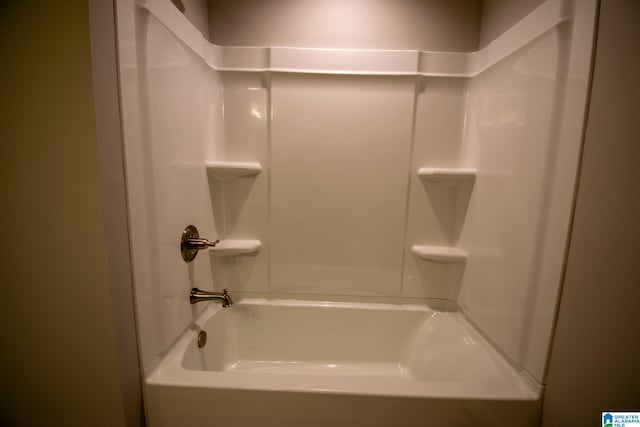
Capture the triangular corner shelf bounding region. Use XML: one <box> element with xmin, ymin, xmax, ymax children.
<box><xmin>417</xmin><ymin>167</ymin><xmax>476</xmax><ymax>184</ymax></box>
<box><xmin>412</xmin><ymin>245</ymin><xmax>468</xmax><ymax>263</ymax></box>
<box><xmin>206</xmin><ymin>161</ymin><xmax>262</xmax><ymax>179</ymax></box>
<box><xmin>210</xmin><ymin>239</ymin><xmax>262</xmax><ymax>256</ymax></box>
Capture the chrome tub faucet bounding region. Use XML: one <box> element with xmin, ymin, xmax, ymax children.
<box><xmin>190</xmin><ymin>288</ymin><xmax>233</xmax><ymax>308</ymax></box>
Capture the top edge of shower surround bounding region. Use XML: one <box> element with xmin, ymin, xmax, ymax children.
<box><xmin>141</xmin><ymin>0</ymin><xmax>567</xmax><ymax>77</ymax></box>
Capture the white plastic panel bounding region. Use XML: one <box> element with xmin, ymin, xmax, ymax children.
<box><xmin>457</xmin><ymin>0</ymin><xmax>597</xmax><ymax>382</ymax></box>
<box><xmin>458</xmin><ymin>31</ymin><xmax>563</xmax><ymax>371</ymax></box>
<box><xmin>116</xmin><ymin>4</ymin><xmax>219</xmax><ymax>370</ymax></box>
<box><xmin>269</xmin><ymin>47</ymin><xmax>419</xmax><ymax>75</ymax></box>
<box><xmin>270</xmin><ymin>74</ymin><xmax>415</xmax><ymax>295</ymax></box>
<box><xmin>209</xmin><ymin>72</ymin><xmax>269</xmax><ymax>293</ymax></box>
<box><xmin>401</xmin><ymin>77</ymin><xmax>469</xmax><ymax>300</ymax></box>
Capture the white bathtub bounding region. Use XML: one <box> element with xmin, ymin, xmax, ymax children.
<box><xmin>146</xmin><ymin>299</ymin><xmax>541</xmax><ymax>426</ymax></box>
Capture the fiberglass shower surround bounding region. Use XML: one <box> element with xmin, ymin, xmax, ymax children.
<box><xmin>116</xmin><ymin>0</ymin><xmax>597</xmax><ymax>425</ymax></box>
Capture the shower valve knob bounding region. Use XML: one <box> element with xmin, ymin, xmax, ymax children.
<box><xmin>180</xmin><ymin>225</ymin><xmax>219</xmax><ymax>262</ymax></box>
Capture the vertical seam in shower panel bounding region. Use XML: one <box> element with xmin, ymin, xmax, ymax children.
<box><xmin>265</xmin><ymin>71</ymin><xmax>273</xmax><ymax>292</ymax></box>
<box><xmin>398</xmin><ymin>76</ymin><xmax>422</xmax><ymax>296</ymax></box>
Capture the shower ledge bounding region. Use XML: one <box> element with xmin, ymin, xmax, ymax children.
<box><xmin>210</xmin><ymin>240</ymin><xmax>262</xmax><ymax>256</ymax></box>
<box><xmin>418</xmin><ymin>168</ymin><xmax>476</xmax><ymax>184</ymax></box>
<box><xmin>412</xmin><ymin>245</ymin><xmax>468</xmax><ymax>263</ymax></box>
<box><xmin>206</xmin><ymin>161</ymin><xmax>262</xmax><ymax>178</ymax></box>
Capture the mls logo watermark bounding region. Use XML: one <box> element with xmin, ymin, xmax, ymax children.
<box><xmin>603</xmin><ymin>412</ymin><xmax>640</xmax><ymax>427</ymax></box>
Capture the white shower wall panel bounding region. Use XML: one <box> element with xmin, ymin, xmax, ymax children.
<box><xmin>459</xmin><ymin>29</ymin><xmax>561</xmax><ymax>338</ymax></box>
<box><xmin>457</xmin><ymin>9</ymin><xmax>595</xmax><ymax>381</ymax></box>
<box><xmin>117</xmin><ymin>6</ymin><xmax>219</xmax><ymax>369</ymax></box>
<box><xmin>401</xmin><ymin>77</ymin><xmax>468</xmax><ymax>300</ymax></box>
<box><xmin>217</xmin><ymin>73</ymin><xmax>268</xmax><ymax>162</ymax></box>
<box><xmin>270</xmin><ymin>75</ymin><xmax>415</xmax><ymax>295</ymax></box>
<box><xmin>210</xmin><ymin>72</ymin><xmax>269</xmax><ymax>293</ymax></box>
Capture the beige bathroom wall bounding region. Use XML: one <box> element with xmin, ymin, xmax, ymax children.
<box><xmin>541</xmin><ymin>1</ymin><xmax>640</xmax><ymax>424</ymax></box>
<box><xmin>89</xmin><ymin>0</ymin><xmax>143</xmax><ymax>425</ymax></box>
<box><xmin>0</xmin><ymin>2</ymin><xmax>129</xmax><ymax>425</ymax></box>
<box><xmin>207</xmin><ymin>0</ymin><xmax>482</xmax><ymax>51</ymax></box>
<box><xmin>181</xmin><ymin>0</ymin><xmax>210</xmax><ymax>39</ymax></box>
<box><xmin>478</xmin><ymin>0</ymin><xmax>544</xmax><ymax>48</ymax></box>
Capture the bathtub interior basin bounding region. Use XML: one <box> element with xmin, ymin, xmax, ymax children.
<box><xmin>151</xmin><ymin>298</ymin><xmax>538</xmax><ymax>399</ymax></box>
<box><xmin>146</xmin><ymin>298</ymin><xmax>541</xmax><ymax>426</ymax></box>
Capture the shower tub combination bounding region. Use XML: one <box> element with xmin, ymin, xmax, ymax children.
<box><xmin>116</xmin><ymin>0</ymin><xmax>598</xmax><ymax>425</ymax></box>
<box><xmin>147</xmin><ymin>299</ymin><xmax>540</xmax><ymax>426</ymax></box>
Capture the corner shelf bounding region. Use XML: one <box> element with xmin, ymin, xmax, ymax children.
<box><xmin>210</xmin><ymin>239</ymin><xmax>262</xmax><ymax>256</ymax></box>
<box><xmin>417</xmin><ymin>167</ymin><xmax>476</xmax><ymax>184</ymax></box>
<box><xmin>412</xmin><ymin>245</ymin><xmax>468</xmax><ymax>263</ymax></box>
<box><xmin>206</xmin><ymin>161</ymin><xmax>262</xmax><ymax>179</ymax></box>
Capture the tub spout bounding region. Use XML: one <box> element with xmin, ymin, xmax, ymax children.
<box><xmin>190</xmin><ymin>288</ymin><xmax>233</xmax><ymax>307</ymax></box>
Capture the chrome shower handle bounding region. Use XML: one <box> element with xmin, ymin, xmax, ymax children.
<box><xmin>180</xmin><ymin>225</ymin><xmax>219</xmax><ymax>262</ymax></box>
<box><xmin>185</xmin><ymin>237</ymin><xmax>220</xmax><ymax>250</ymax></box>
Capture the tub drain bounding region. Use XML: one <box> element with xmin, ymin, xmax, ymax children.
<box><xmin>197</xmin><ymin>331</ymin><xmax>207</xmax><ymax>348</ymax></box>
